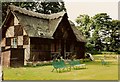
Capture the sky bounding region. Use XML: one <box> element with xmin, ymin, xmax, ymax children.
<box><xmin>64</xmin><ymin>0</ymin><xmax>119</xmax><ymax>24</ymax></box>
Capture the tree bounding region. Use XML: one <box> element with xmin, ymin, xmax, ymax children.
<box><xmin>2</xmin><ymin>1</ymin><xmax>36</xmax><ymax>21</ymax></box>
<box><xmin>35</xmin><ymin>1</ymin><xmax>66</xmax><ymax>14</ymax></box>
<box><xmin>76</xmin><ymin>14</ymin><xmax>91</xmax><ymax>38</ymax></box>
<box><xmin>2</xmin><ymin>0</ymin><xmax>66</xmax><ymax>21</ymax></box>
<box><xmin>75</xmin><ymin>14</ymin><xmax>94</xmax><ymax>53</ymax></box>
<box><xmin>75</xmin><ymin>13</ymin><xmax>115</xmax><ymax>54</ymax></box>
<box><xmin>92</xmin><ymin>13</ymin><xmax>112</xmax><ymax>52</ymax></box>
<box><xmin>110</xmin><ymin>20</ymin><xmax>120</xmax><ymax>53</ymax></box>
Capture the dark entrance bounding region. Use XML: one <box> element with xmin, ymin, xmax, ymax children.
<box><xmin>61</xmin><ymin>39</ymin><xmax>72</xmax><ymax>59</ymax></box>
<box><xmin>61</xmin><ymin>39</ymin><xmax>65</xmax><ymax>58</ymax></box>
<box><xmin>2</xmin><ymin>48</ymin><xmax>24</xmax><ymax>67</ymax></box>
<box><xmin>10</xmin><ymin>48</ymin><xmax>24</xmax><ymax>67</ymax></box>
<box><xmin>66</xmin><ymin>40</ymin><xmax>70</xmax><ymax>52</ymax></box>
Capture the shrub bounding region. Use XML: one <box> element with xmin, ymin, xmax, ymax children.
<box><xmin>36</xmin><ymin>61</ymin><xmax>52</xmax><ymax>66</ymax></box>
<box><xmin>24</xmin><ymin>62</ymin><xmax>33</xmax><ymax>67</ymax></box>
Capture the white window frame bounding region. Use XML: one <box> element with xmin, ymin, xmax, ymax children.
<box><xmin>11</xmin><ymin>37</ymin><xmax>17</xmax><ymax>48</ymax></box>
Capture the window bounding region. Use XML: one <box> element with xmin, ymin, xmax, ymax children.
<box><xmin>11</xmin><ymin>37</ymin><xmax>17</xmax><ymax>48</ymax></box>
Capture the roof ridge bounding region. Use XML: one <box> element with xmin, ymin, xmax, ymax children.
<box><xmin>8</xmin><ymin>5</ymin><xmax>66</xmax><ymax>19</ymax></box>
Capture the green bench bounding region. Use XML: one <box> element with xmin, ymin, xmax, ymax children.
<box><xmin>69</xmin><ymin>60</ymin><xmax>86</xmax><ymax>69</ymax></box>
<box><xmin>51</xmin><ymin>60</ymin><xmax>70</xmax><ymax>72</ymax></box>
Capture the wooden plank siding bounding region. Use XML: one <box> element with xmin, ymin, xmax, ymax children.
<box><xmin>52</xmin><ymin>15</ymin><xmax>81</xmax><ymax>59</ymax></box>
<box><xmin>23</xmin><ymin>45</ymin><xmax>30</xmax><ymax>65</ymax></box>
<box><xmin>30</xmin><ymin>38</ymin><xmax>51</xmax><ymax>61</ymax></box>
<box><xmin>1</xmin><ymin>12</ymin><xmax>31</xmax><ymax>66</ymax></box>
<box><xmin>2</xmin><ymin>50</ymin><xmax>11</xmax><ymax>67</ymax></box>
<box><xmin>2</xmin><ymin>48</ymin><xmax>24</xmax><ymax>67</ymax></box>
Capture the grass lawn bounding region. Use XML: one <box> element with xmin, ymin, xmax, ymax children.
<box><xmin>3</xmin><ymin>55</ymin><xmax>118</xmax><ymax>80</ymax></box>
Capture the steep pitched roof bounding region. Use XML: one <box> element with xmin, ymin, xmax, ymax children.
<box><xmin>7</xmin><ymin>5</ymin><xmax>65</xmax><ymax>39</ymax></box>
<box><xmin>71</xmin><ymin>26</ymin><xmax>86</xmax><ymax>42</ymax></box>
<box><xmin>69</xmin><ymin>20</ymin><xmax>86</xmax><ymax>42</ymax></box>
<box><xmin>2</xmin><ymin>5</ymin><xmax>86</xmax><ymax>42</ymax></box>
<box><xmin>8</xmin><ymin>5</ymin><xmax>65</xmax><ymax>20</ymax></box>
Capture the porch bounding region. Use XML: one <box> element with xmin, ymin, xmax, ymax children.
<box><xmin>51</xmin><ymin>52</ymin><xmax>73</xmax><ymax>59</ymax></box>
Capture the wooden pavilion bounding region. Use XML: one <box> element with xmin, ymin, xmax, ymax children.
<box><xmin>1</xmin><ymin>5</ymin><xmax>86</xmax><ymax>67</ymax></box>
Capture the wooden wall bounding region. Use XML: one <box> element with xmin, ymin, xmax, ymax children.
<box><xmin>30</xmin><ymin>38</ymin><xmax>51</xmax><ymax>61</ymax></box>
<box><xmin>2</xmin><ymin>50</ymin><xmax>10</xmax><ymax>67</ymax></box>
<box><xmin>1</xmin><ymin>12</ymin><xmax>30</xmax><ymax>66</ymax></box>
<box><xmin>75</xmin><ymin>42</ymin><xmax>86</xmax><ymax>59</ymax></box>
<box><xmin>52</xmin><ymin>15</ymin><xmax>85</xmax><ymax>59</ymax></box>
<box><xmin>2</xmin><ymin>48</ymin><xmax>24</xmax><ymax>67</ymax></box>
<box><xmin>10</xmin><ymin>48</ymin><xmax>24</xmax><ymax>67</ymax></box>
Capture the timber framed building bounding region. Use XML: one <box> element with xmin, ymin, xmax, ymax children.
<box><xmin>1</xmin><ymin>5</ymin><xmax>86</xmax><ymax>67</ymax></box>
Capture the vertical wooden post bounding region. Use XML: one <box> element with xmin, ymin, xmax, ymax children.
<box><xmin>64</xmin><ymin>40</ymin><xmax>66</xmax><ymax>59</ymax></box>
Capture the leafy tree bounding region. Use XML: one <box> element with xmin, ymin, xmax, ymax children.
<box><xmin>110</xmin><ymin>20</ymin><xmax>120</xmax><ymax>53</ymax></box>
<box><xmin>2</xmin><ymin>0</ymin><xmax>66</xmax><ymax>21</ymax></box>
<box><xmin>2</xmin><ymin>1</ymin><xmax>36</xmax><ymax>21</ymax></box>
<box><xmin>35</xmin><ymin>1</ymin><xmax>66</xmax><ymax>14</ymax></box>
<box><xmin>75</xmin><ymin>13</ymin><xmax>119</xmax><ymax>54</ymax></box>
<box><xmin>76</xmin><ymin>14</ymin><xmax>91</xmax><ymax>38</ymax></box>
<box><xmin>75</xmin><ymin>14</ymin><xmax>94</xmax><ymax>53</ymax></box>
<box><xmin>92</xmin><ymin>13</ymin><xmax>112</xmax><ymax>52</ymax></box>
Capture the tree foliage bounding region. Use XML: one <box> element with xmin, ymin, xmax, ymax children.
<box><xmin>76</xmin><ymin>14</ymin><xmax>91</xmax><ymax>38</ymax></box>
<box><xmin>2</xmin><ymin>0</ymin><xmax>66</xmax><ymax>21</ymax></box>
<box><xmin>92</xmin><ymin>13</ymin><xmax>112</xmax><ymax>52</ymax></box>
<box><xmin>110</xmin><ymin>20</ymin><xmax>120</xmax><ymax>53</ymax></box>
<box><xmin>35</xmin><ymin>1</ymin><xmax>66</xmax><ymax>14</ymax></box>
<box><xmin>76</xmin><ymin>14</ymin><xmax>93</xmax><ymax>53</ymax></box>
<box><xmin>76</xmin><ymin>13</ymin><xmax>120</xmax><ymax>54</ymax></box>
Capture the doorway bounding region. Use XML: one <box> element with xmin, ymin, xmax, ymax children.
<box><xmin>61</xmin><ymin>39</ymin><xmax>65</xmax><ymax>58</ymax></box>
<box><xmin>10</xmin><ymin>48</ymin><xmax>24</xmax><ymax>67</ymax></box>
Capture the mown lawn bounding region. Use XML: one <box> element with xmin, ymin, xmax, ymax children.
<box><xmin>3</xmin><ymin>55</ymin><xmax>118</xmax><ymax>80</ymax></box>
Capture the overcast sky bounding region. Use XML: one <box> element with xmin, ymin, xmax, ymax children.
<box><xmin>64</xmin><ymin>0</ymin><xmax>119</xmax><ymax>23</ymax></box>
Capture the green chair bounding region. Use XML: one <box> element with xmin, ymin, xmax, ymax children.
<box><xmin>51</xmin><ymin>59</ymin><xmax>70</xmax><ymax>72</ymax></box>
<box><xmin>69</xmin><ymin>59</ymin><xmax>86</xmax><ymax>69</ymax></box>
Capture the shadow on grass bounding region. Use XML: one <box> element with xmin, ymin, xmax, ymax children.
<box><xmin>51</xmin><ymin>68</ymin><xmax>71</xmax><ymax>73</ymax></box>
<box><xmin>72</xmin><ymin>67</ymin><xmax>88</xmax><ymax>70</ymax></box>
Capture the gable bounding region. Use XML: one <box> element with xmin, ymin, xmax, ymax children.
<box><xmin>53</xmin><ymin>15</ymin><xmax>86</xmax><ymax>42</ymax></box>
<box><xmin>53</xmin><ymin>14</ymin><xmax>75</xmax><ymax>40</ymax></box>
<box><xmin>2</xmin><ymin>11</ymin><xmax>28</xmax><ymax>38</ymax></box>
<box><xmin>2</xmin><ymin>12</ymin><xmax>14</xmax><ymax>38</ymax></box>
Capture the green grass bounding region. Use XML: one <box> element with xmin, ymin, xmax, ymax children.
<box><xmin>3</xmin><ymin>55</ymin><xmax>118</xmax><ymax>80</ymax></box>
